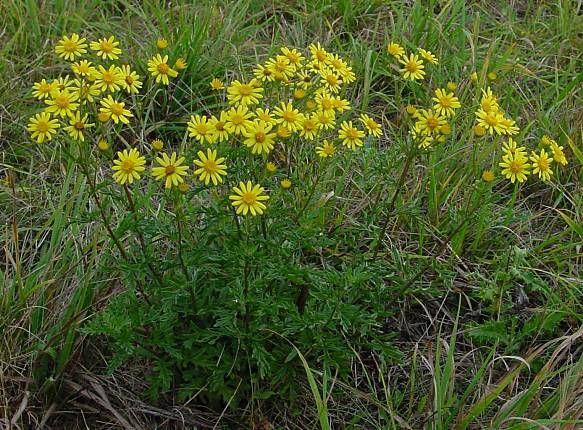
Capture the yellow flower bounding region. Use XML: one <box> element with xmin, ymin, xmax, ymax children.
<box><xmin>274</xmin><ymin>102</ymin><xmax>304</xmax><ymax>132</ymax></box>
<box><xmin>225</xmin><ymin>105</ymin><xmax>253</xmax><ymax>135</ymax></box>
<box><xmin>541</xmin><ymin>135</ymin><xmax>555</xmax><ymax>146</ymax></box>
<box><xmin>266</xmin><ymin>162</ymin><xmax>277</xmax><ymax>173</ymax></box>
<box><xmin>387</xmin><ymin>42</ymin><xmax>404</xmax><ymax>58</ymax></box>
<box><xmin>293</xmin><ymin>88</ymin><xmax>306</xmax><ymax>99</ymax></box>
<box><xmin>64</xmin><ymin>111</ymin><xmax>93</xmax><ymax>141</ymax></box>
<box><xmin>482</xmin><ymin>170</ymin><xmax>495</xmax><ymax>182</ymax></box>
<box><xmin>487</xmin><ymin>71</ymin><xmax>497</xmax><ymax>81</ymax></box>
<box><xmin>499</xmin><ymin>152</ymin><xmax>530</xmax><ymax>183</ymax></box>
<box><xmin>276</xmin><ymin>125</ymin><xmax>291</xmax><ymax>139</ymax></box>
<box><xmin>97</xmin><ymin>139</ymin><xmax>109</xmax><ymax>151</ymax></box>
<box><xmin>405</xmin><ymin>105</ymin><xmax>417</xmax><ymax>115</ymax></box>
<box><xmin>502</xmin><ymin>138</ymin><xmax>528</xmax><ymax>159</ymax></box>
<box><xmin>227</xmin><ymin>79</ymin><xmax>263</xmax><ymax>107</ymax></box>
<box><xmin>151</xmin><ymin>139</ymin><xmax>164</xmax><ymax>151</ymax></box>
<box><xmin>418</xmin><ymin>48</ymin><xmax>438</xmax><ymax>65</ymax></box>
<box><xmin>148</xmin><ymin>54</ymin><xmax>179</xmax><ymax>85</ymax></box>
<box><xmin>359</xmin><ymin>114</ymin><xmax>382</xmax><ymax>137</ymax></box>
<box><xmin>316</xmin><ymin>140</ymin><xmax>336</xmax><ymax>158</ymax></box>
<box><xmin>266</xmin><ymin>56</ymin><xmax>295</xmax><ymax>81</ymax></box>
<box><xmin>410</xmin><ymin>129</ymin><xmax>434</xmax><ymax>149</ymax></box>
<box><xmin>100</xmin><ymin>95</ymin><xmax>133</xmax><ymax>124</ymax></box>
<box><xmin>152</xmin><ymin>152</ymin><xmax>190</xmax><ymax>189</ymax></box>
<box><xmin>498</xmin><ymin>116</ymin><xmax>520</xmax><ymax>136</ymax></box>
<box><xmin>178</xmin><ymin>183</ymin><xmax>189</xmax><ymax>193</ymax></box>
<box><xmin>174</xmin><ymin>57</ymin><xmax>187</xmax><ymax>71</ymax></box>
<box><xmin>299</xmin><ymin>115</ymin><xmax>318</xmax><ymax>140</ymax></box>
<box><xmin>315</xmin><ymin>91</ymin><xmax>335</xmax><ymax>114</ymax></box>
<box><xmin>120</xmin><ymin>65</ymin><xmax>142</xmax><ymax>94</ymax></box>
<box><xmin>295</xmin><ymin>70</ymin><xmax>313</xmax><ymax>89</ymax></box>
<box><xmin>55</xmin><ymin>33</ymin><xmax>87</xmax><ymax>61</ymax></box>
<box><xmin>470</xmin><ymin>71</ymin><xmax>478</xmax><ymax>82</ymax></box>
<box><xmin>90</xmin><ymin>36</ymin><xmax>122</xmax><ymax>60</ymax></box>
<box><xmin>550</xmin><ymin>141</ymin><xmax>567</xmax><ymax>166</ymax></box>
<box><xmin>193</xmin><ymin>148</ymin><xmax>228</xmax><ymax>186</ymax></box>
<box><xmin>319</xmin><ymin>67</ymin><xmax>343</xmax><ymax>93</ymax></box>
<box><xmin>314</xmin><ymin>110</ymin><xmax>336</xmax><ymax>130</ymax></box>
<box><xmin>210</xmin><ymin>78</ymin><xmax>225</xmax><ymax>90</ymax></box>
<box><xmin>280</xmin><ymin>179</ymin><xmax>292</xmax><ymax>189</ymax></box>
<box><xmin>530</xmin><ymin>149</ymin><xmax>553</xmax><ymax>181</ymax></box>
<box><xmin>98</xmin><ymin>111</ymin><xmax>111</xmax><ymax>123</ymax></box>
<box><xmin>112</xmin><ymin>148</ymin><xmax>146</xmax><ymax>185</ymax></box>
<box><xmin>432</xmin><ymin>88</ymin><xmax>461</xmax><ymax>117</ymax></box>
<box><xmin>156</xmin><ymin>38</ymin><xmax>168</xmax><ymax>49</ymax></box>
<box><xmin>242</xmin><ymin>120</ymin><xmax>276</xmax><ymax>154</ymax></box>
<box><xmin>305</xmin><ymin>99</ymin><xmax>317</xmax><ymax>111</ymax></box>
<box><xmin>446</xmin><ymin>81</ymin><xmax>457</xmax><ymax>91</ymax></box>
<box><xmin>44</xmin><ymin>90</ymin><xmax>79</xmax><ymax>118</ymax></box>
<box><xmin>229</xmin><ymin>181</ymin><xmax>269</xmax><ymax>216</ymax></box>
<box><xmin>53</xmin><ymin>76</ymin><xmax>75</xmax><ymax>93</ymax></box>
<box><xmin>414</xmin><ymin>109</ymin><xmax>446</xmax><ymax>136</ymax></box>
<box><xmin>281</xmin><ymin>47</ymin><xmax>305</xmax><ymax>69</ymax></box>
<box><xmin>332</xmin><ymin>97</ymin><xmax>351</xmax><ymax>112</ymax></box>
<box><xmin>32</xmin><ymin>79</ymin><xmax>58</xmax><ymax>100</ymax></box>
<box><xmin>94</xmin><ymin>65</ymin><xmax>125</xmax><ymax>93</ymax></box>
<box><xmin>326</xmin><ymin>53</ymin><xmax>354</xmax><ymax>82</ymax></box>
<box><xmin>309</xmin><ymin>42</ymin><xmax>328</xmax><ymax>64</ymax></box>
<box><xmin>27</xmin><ymin>112</ymin><xmax>59</xmax><ymax>143</ymax></box>
<box><xmin>338</xmin><ymin>120</ymin><xmax>365</xmax><ymax>150</ymax></box>
<box><xmin>187</xmin><ymin>115</ymin><xmax>217</xmax><ymax>144</ymax></box>
<box><xmin>209</xmin><ymin>112</ymin><xmax>230</xmax><ymax>142</ymax></box>
<box><xmin>255</xmin><ymin>108</ymin><xmax>275</xmax><ymax>125</ymax></box>
<box><xmin>474</xmin><ymin>124</ymin><xmax>486</xmax><ymax>136</ymax></box>
<box><xmin>480</xmin><ymin>87</ymin><xmax>499</xmax><ymax>112</ymax></box>
<box><xmin>71</xmin><ymin>60</ymin><xmax>96</xmax><ymax>77</ymax></box>
<box><xmin>253</xmin><ymin>64</ymin><xmax>274</xmax><ymax>83</ymax></box>
<box><xmin>399</xmin><ymin>54</ymin><xmax>425</xmax><ymax>81</ymax></box>
<box><xmin>475</xmin><ymin>108</ymin><xmax>505</xmax><ymax>135</ymax></box>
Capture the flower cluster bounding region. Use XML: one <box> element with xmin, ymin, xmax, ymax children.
<box><xmin>28</xmin><ymin>36</ymin><xmax>383</xmax><ymax>217</ymax></box>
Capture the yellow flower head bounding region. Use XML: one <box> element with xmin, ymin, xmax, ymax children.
<box><xmin>151</xmin><ymin>139</ymin><xmax>164</xmax><ymax>151</ymax></box>
<box><xmin>97</xmin><ymin>139</ymin><xmax>109</xmax><ymax>151</ymax></box>
<box><xmin>229</xmin><ymin>181</ymin><xmax>269</xmax><ymax>216</ymax></box>
<box><xmin>432</xmin><ymin>88</ymin><xmax>461</xmax><ymax>117</ymax></box>
<box><xmin>406</xmin><ymin>105</ymin><xmax>418</xmax><ymax>115</ymax></box>
<box><xmin>32</xmin><ymin>79</ymin><xmax>58</xmax><ymax>100</ymax></box>
<box><xmin>414</xmin><ymin>109</ymin><xmax>446</xmax><ymax>136</ymax></box>
<box><xmin>27</xmin><ymin>112</ymin><xmax>59</xmax><ymax>143</ymax></box>
<box><xmin>299</xmin><ymin>115</ymin><xmax>318</xmax><ymax>140</ymax></box>
<box><xmin>266</xmin><ymin>55</ymin><xmax>295</xmax><ymax>81</ymax></box>
<box><xmin>253</xmin><ymin>64</ymin><xmax>274</xmax><ymax>82</ymax></box>
<box><xmin>209</xmin><ymin>111</ymin><xmax>231</xmax><ymax>142</ymax></box>
<box><xmin>280</xmin><ymin>179</ymin><xmax>292</xmax><ymax>189</ymax></box>
<box><xmin>227</xmin><ymin>79</ymin><xmax>264</xmax><ymax>107</ymax></box>
<box><xmin>309</xmin><ymin>42</ymin><xmax>328</xmax><ymax>64</ymax></box>
<box><xmin>187</xmin><ymin>115</ymin><xmax>216</xmax><ymax>144</ymax></box>
<box><xmin>94</xmin><ymin>64</ymin><xmax>125</xmax><ymax>93</ymax></box>
<box><xmin>550</xmin><ymin>141</ymin><xmax>568</xmax><ymax>166</ymax></box>
<box><xmin>99</xmin><ymin>95</ymin><xmax>133</xmax><ymax>124</ymax></box>
<box><xmin>156</xmin><ymin>38</ymin><xmax>168</xmax><ymax>49</ymax></box>
<box><xmin>174</xmin><ymin>57</ymin><xmax>188</xmax><ymax>71</ymax></box>
<box><xmin>502</xmin><ymin>138</ymin><xmax>528</xmax><ymax>159</ymax></box>
<box><xmin>44</xmin><ymin>90</ymin><xmax>79</xmax><ymax>118</ymax></box>
<box><xmin>293</xmin><ymin>88</ymin><xmax>306</xmax><ymax>100</ymax></box>
<box><xmin>55</xmin><ymin>33</ymin><xmax>87</xmax><ymax>61</ymax></box>
<box><xmin>316</xmin><ymin>140</ymin><xmax>336</xmax><ymax>158</ymax></box>
<box><xmin>64</xmin><ymin>111</ymin><xmax>94</xmax><ymax>141</ymax></box>
<box><xmin>470</xmin><ymin>71</ymin><xmax>478</xmax><ymax>82</ymax></box>
<box><xmin>225</xmin><ymin>105</ymin><xmax>253</xmax><ymax>135</ymax></box>
<box><xmin>152</xmin><ymin>152</ymin><xmax>190</xmax><ymax>189</ymax></box>
<box><xmin>148</xmin><ymin>54</ymin><xmax>179</xmax><ymax>85</ymax></box>
<box><xmin>242</xmin><ymin>120</ymin><xmax>276</xmax><ymax>154</ymax></box>
<box><xmin>319</xmin><ymin>67</ymin><xmax>343</xmax><ymax>93</ymax></box>
<box><xmin>274</xmin><ymin>101</ymin><xmax>304</xmax><ymax>132</ymax></box>
<box><xmin>71</xmin><ymin>60</ymin><xmax>96</xmax><ymax>78</ymax></box>
<box><xmin>475</xmin><ymin>108</ymin><xmax>505</xmax><ymax>135</ymax></box>
<box><xmin>276</xmin><ymin>125</ymin><xmax>291</xmax><ymax>139</ymax></box>
<box><xmin>499</xmin><ymin>152</ymin><xmax>530</xmax><ymax>184</ymax></box>
<box><xmin>399</xmin><ymin>54</ymin><xmax>425</xmax><ymax>81</ymax></box>
<box><xmin>193</xmin><ymin>148</ymin><xmax>228</xmax><ymax>186</ymax></box>
<box><xmin>120</xmin><ymin>65</ymin><xmax>143</xmax><ymax>94</ymax></box>
<box><xmin>112</xmin><ymin>148</ymin><xmax>146</xmax><ymax>185</ymax></box>
<box><xmin>487</xmin><ymin>71</ymin><xmax>498</xmax><ymax>81</ymax></box>
<box><xmin>281</xmin><ymin>47</ymin><xmax>305</xmax><ymax>69</ymax></box>
<box><xmin>359</xmin><ymin>114</ymin><xmax>382</xmax><ymax>137</ymax></box>
<box><xmin>210</xmin><ymin>78</ymin><xmax>225</xmax><ymax>90</ymax></box>
<box><xmin>530</xmin><ymin>149</ymin><xmax>553</xmax><ymax>181</ymax></box>
<box><xmin>90</xmin><ymin>36</ymin><xmax>122</xmax><ymax>60</ymax></box>
<box><xmin>446</xmin><ymin>81</ymin><xmax>457</xmax><ymax>91</ymax></box>
<box><xmin>255</xmin><ymin>108</ymin><xmax>275</xmax><ymax>125</ymax></box>
<box><xmin>418</xmin><ymin>48</ymin><xmax>438</xmax><ymax>65</ymax></box>
<box><xmin>482</xmin><ymin>170</ymin><xmax>495</xmax><ymax>182</ymax></box>
<box><xmin>338</xmin><ymin>120</ymin><xmax>365</xmax><ymax>150</ymax></box>
<box><xmin>387</xmin><ymin>42</ymin><xmax>405</xmax><ymax>58</ymax></box>
<box><xmin>541</xmin><ymin>135</ymin><xmax>556</xmax><ymax>146</ymax></box>
<box><xmin>314</xmin><ymin>110</ymin><xmax>336</xmax><ymax>130</ymax></box>
<box><xmin>266</xmin><ymin>162</ymin><xmax>277</xmax><ymax>173</ymax></box>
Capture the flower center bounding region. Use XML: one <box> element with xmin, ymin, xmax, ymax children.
<box><xmin>439</xmin><ymin>97</ymin><xmax>451</xmax><ymax>107</ymax></box>
<box><xmin>231</xmin><ymin>114</ymin><xmax>243</xmax><ymax>125</ymax></box>
<box><xmin>204</xmin><ymin>160</ymin><xmax>217</xmax><ymax>172</ymax></box>
<box><xmin>316</xmin><ymin>50</ymin><xmax>326</xmax><ymax>62</ymax></box>
<box><xmin>102</xmin><ymin>71</ymin><xmax>115</xmax><ymax>84</ymax></box>
<box><xmin>125</xmin><ymin>75</ymin><xmax>134</xmax><ymax>84</ymax></box>
<box><xmin>282</xmin><ymin>111</ymin><xmax>296</xmax><ymax>121</ymax></box>
<box><xmin>242</xmin><ymin>192</ymin><xmax>256</xmax><ymax>205</ymax></box>
<box><xmin>485</xmin><ymin>113</ymin><xmax>499</xmax><ymax>126</ymax></box>
<box><xmin>196</xmin><ymin>124</ymin><xmax>209</xmax><ymax>134</ymax></box>
<box><xmin>215</xmin><ymin>121</ymin><xmax>225</xmax><ymax>131</ymax></box>
<box><xmin>238</xmin><ymin>84</ymin><xmax>252</xmax><ymax>96</ymax></box>
<box><xmin>537</xmin><ymin>158</ymin><xmax>549</xmax><ymax>170</ymax></box>
<box><xmin>100</xmin><ymin>40</ymin><xmax>114</xmax><ymax>53</ymax></box>
<box><xmin>109</xmin><ymin>103</ymin><xmax>124</xmax><ymax>116</ymax></box>
<box><xmin>406</xmin><ymin>61</ymin><xmax>418</xmax><ymax>72</ymax></box>
<box><xmin>121</xmin><ymin>159</ymin><xmax>135</xmax><ymax>173</ymax></box>
<box><xmin>346</xmin><ymin>129</ymin><xmax>359</xmax><ymax>140</ymax></box>
<box><xmin>37</xmin><ymin>121</ymin><xmax>49</xmax><ymax>133</ymax></box>
<box><xmin>40</xmin><ymin>83</ymin><xmax>51</xmax><ymax>93</ymax></box>
<box><xmin>165</xmin><ymin>165</ymin><xmax>176</xmax><ymax>175</ymax></box>
<box><xmin>321</xmin><ymin>99</ymin><xmax>333</xmax><ymax>110</ymax></box>
<box><xmin>74</xmin><ymin>121</ymin><xmax>85</xmax><ymax>130</ymax></box>
<box><xmin>304</xmin><ymin>120</ymin><xmax>315</xmax><ymax>131</ymax></box>
<box><xmin>63</xmin><ymin>40</ymin><xmax>77</xmax><ymax>52</ymax></box>
<box><xmin>157</xmin><ymin>62</ymin><xmax>170</xmax><ymax>75</ymax></box>
<box><xmin>326</xmin><ymin>74</ymin><xmax>338</xmax><ymax>85</ymax></box>
<box><xmin>509</xmin><ymin>160</ymin><xmax>522</xmax><ymax>174</ymax></box>
<box><xmin>55</xmin><ymin>95</ymin><xmax>70</xmax><ymax>108</ymax></box>
<box><xmin>255</xmin><ymin>131</ymin><xmax>266</xmax><ymax>143</ymax></box>
<box><xmin>426</xmin><ymin>117</ymin><xmax>439</xmax><ymax>130</ymax></box>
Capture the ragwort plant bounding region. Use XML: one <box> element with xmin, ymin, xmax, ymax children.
<box><xmin>26</xmin><ymin>34</ymin><xmax>400</xmax><ymax>404</ymax></box>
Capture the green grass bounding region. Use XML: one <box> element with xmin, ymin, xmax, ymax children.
<box><xmin>1</xmin><ymin>0</ymin><xmax>582</xmax><ymax>428</ymax></box>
